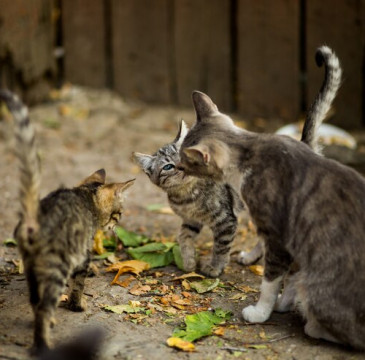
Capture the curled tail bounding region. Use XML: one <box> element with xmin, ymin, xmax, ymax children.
<box><xmin>301</xmin><ymin>46</ymin><xmax>342</xmax><ymax>153</ymax></box>
<box><xmin>0</xmin><ymin>90</ymin><xmax>40</xmax><ymax>239</ymax></box>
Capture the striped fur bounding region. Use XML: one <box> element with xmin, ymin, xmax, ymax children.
<box><xmin>1</xmin><ymin>90</ymin><xmax>134</xmax><ymax>353</ymax></box>
<box><xmin>301</xmin><ymin>46</ymin><xmax>342</xmax><ymax>153</ymax></box>
<box><xmin>133</xmin><ymin>120</ymin><xmax>243</xmax><ymax>277</ymax></box>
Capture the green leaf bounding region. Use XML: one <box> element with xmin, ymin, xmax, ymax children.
<box><xmin>103</xmin><ymin>304</ymin><xmax>144</xmax><ymax>314</ymax></box>
<box><xmin>172</xmin><ymin>308</ymin><xmax>232</xmax><ymax>342</ymax></box>
<box><xmin>172</xmin><ymin>245</ymin><xmax>184</xmax><ymax>270</ymax></box>
<box><xmin>127</xmin><ymin>242</ymin><xmax>175</xmax><ymax>268</ymax></box>
<box><xmin>114</xmin><ymin>226</ymin><xmax>150</xmax><ymax>247</ymax></box>
<box><xmin>103</xmin><ymin>236</ymin><xmax>117</xmax><ymax>251</ymax></box>
<box><xmin>190</xmin><ymin>278</ymin><xmax>220</xmax><ymax>294</ymax></box>
<box><xmin>145</xmin><ymin>203</ymin><xmax>165</xmax><ymax>211</ymax></box>
<box><xmin>3</xmin><ymin>238</ymin><xmax>17</xmax><ymax>247</ymax></box>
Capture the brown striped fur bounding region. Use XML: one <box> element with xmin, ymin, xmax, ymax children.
<box><xmin>0</xmin><ymin>90</ymin><xmax>134</xmax><ymax>353</ymax></box>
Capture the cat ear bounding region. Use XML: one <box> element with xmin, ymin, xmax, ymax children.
<box><xmin>79</xmin><ymin>168</ymin><xmax>106</xmax><ymax>185</ymax></box>
<box><xmin>192</xmin><ymin>91</ymin><xmax>219</xmax><ymax>121</ymax></box>
<box><xmin>114</xmin><ymin>178</ymin><xmax>135</xmax><ymax>200</ymax></box>
<box><xmin>173</xmin><ymin>119</ymin><xmax>189</xmax><ymax>148</ymax></box>
<box><xmin>132</xmin><ymin>152</ymin><xmax>154</xmax><ymax>174</ymax></box>
<box><xmin>183</xmin><ymin>144</ymin><xmax>210</xmax><ymax>165</ymax></box>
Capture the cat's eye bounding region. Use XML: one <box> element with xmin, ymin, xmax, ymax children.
<box><xmin>162</xmin><ymin>164</ymin><xmax>175</xmax><ymax>171</ymax></box>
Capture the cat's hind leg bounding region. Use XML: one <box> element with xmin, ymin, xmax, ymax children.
<box><xmin>304</xmin><ymin>313</ymin><xmax>340</xmax><ymax>344</ymax></box>
<box><xmin>177</xmin><ymin>223</ymin><xmax>202</xmax><ymax>272</ymax></box>
<box><xmin>67</xmin><ymin>256</ymin><xmax>90</xmax><ymax>312</ymax></box>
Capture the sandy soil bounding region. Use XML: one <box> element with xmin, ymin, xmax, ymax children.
<box><xmin>0</xmin><ymin>86</ymin><xmax>364</xmax><ymax>360</ymax></box>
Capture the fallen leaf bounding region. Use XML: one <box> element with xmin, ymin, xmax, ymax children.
<box><xmin>166</xmin><ymin>337</ymin><xmax>195</xmax><ymax>352</ymax></box>
<box><xmin>3</xmin><ymin>238</ymin><xmax>17</xmax><ymax>247</ymax></box>
<box><xmin>129</xmin><ymin>284</ymin><xmax>151</xmax><ymax>296</ymax></box>
<box><xmin>114</xmin><ymin>226</ymin><xmax>150</xmax><ymax>247</ymax></box>
<box><xmin>246</xmin><ymin>344</ymin><xmax>268</xmax><ymax>349</ymax></box>
<box><xmin>106</xmin><ymin>260</ymin><xmax>150</xmax><ymax>285</ymax></box>
<box><xmin>181</xmin><ymin>279</ymin><xmax>191</xmax><ymax>290</ymax></box>
<box><xmin>190</xmin><ymin>278</ymin><xmax>220</xmax><ymax>294</ymax></box>
<box><xmin>259</xmin><ymin>331</ymin><xmax>267</xmax><ymax>339</ymax></box>
<box><xmin>60</xmin><ymin>294</ymin><xmax>68</xmax><ymax>302</ymax></box>
<box><xmin>229</xmin><ymin>293</ymin><xmax>247</xmax><ymax>301</ymax></box>
<box><xmin>172</xmin><ymin>272</ymin><xmax>205</xmax><ymax>281</ymax></box>
<box><xmin>103</xmin><ymin>302</ymin><xmax>145</xmax><ymax>314</ymax></box>
<box><xmin>213</xmin><ymin>327</ymin><xmax>225</xmax><ymax>336</ymax></box>
<box><xmin>93</xmin><ymin>229</ymin><xmax>106</xmax><ymax>255</ymax></box>
<box><xmin>146</xmin><ymin>204</ymin><xmax>174</xmax><ymax>215</ymax></box>
<box><xmin>113</xmin><ymin>275</ymin><xmax>136</xmax><ymax>288</ymax></box>
<box><xmin>236</xmin><ymin>285</ymin><xmax>259</xmax><ymax>293</ymax></box>
<box><xmin>248</xmin><ymin>265</ymin><xmax>264</xmax><ymax>276</ymax></box>
<box><xmin>172</xmin><ymin>308</ymin><xmax>232</xmax><ymax>342</ymax></box>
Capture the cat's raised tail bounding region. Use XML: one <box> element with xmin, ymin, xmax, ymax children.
<box><xmin>301</xmin><ymin>45</ymin><xmax>342</xmax><ymax>153</ymax></box>
<box><xmin>0</xmin><ymin>90</ymin><xmax>40</xmax><ymax>240</ymax></box>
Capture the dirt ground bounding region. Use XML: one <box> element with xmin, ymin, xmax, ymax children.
<box><xmin>0</xmin><ymin>86</ymin><xmax>364</xmax><ymax>360</ymax></box>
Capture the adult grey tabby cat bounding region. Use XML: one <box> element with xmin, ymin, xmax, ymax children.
<box><xmin>0</xmin><ymin>90</ymin><xmax>134</xmax><ymax>353</ymax></box>
<box><xmin>179</xmin><ymin>48</ymin><xmax>365</xmax><ymax>350</ymax></box>
<box><xmin>133</xmin><ymin>45</ymin><xmax>341</xmax><ymax>278</ymax></box>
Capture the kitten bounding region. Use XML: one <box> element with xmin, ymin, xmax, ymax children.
<box><xmin>133</xmin><ymin>45</ymin><xmax>341</xmax><ymax>278</ymax></box>
<box><xmin>133</xmin><ymin>120</ymin><xmax>244</xmax><ymax>277</ymax></box>
<box><xmin>0</xmin><ymin>90</ymin><xmax>135</xmax><ymax>353</ymax></box>
<box><xmin>178</xmin><ymin>47</ymin><xmax>365</xmax><ymax>350</ymax></box>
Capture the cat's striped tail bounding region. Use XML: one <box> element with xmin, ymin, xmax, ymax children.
<box><xmin>0</xmin><ymin>90</ymin><xmax>40</xmax><ymax>239</ymax></box>
<box><xmin>301</xmin><ymin>46</ymin><xmax>342</xmax><ymax>153</ymax></box>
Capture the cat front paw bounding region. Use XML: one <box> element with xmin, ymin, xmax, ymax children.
<box><xmin>200</xmin><ymin>262</ymin><xmax>222</xmax><ymax>278</ymax></box>
<box><xmin>67</xmin><ymin>296</ymin><xmax>87</xmax><ymax>312</ymax></box>
<box><xmin>242</xmin><ymin>305</ymin><xmax>270</xmax><ymax>323</ymax></box>
<box><xmin>182</xmin><ymin>258</ymin><xmax>197</xmax><ymax>273</ymax></box>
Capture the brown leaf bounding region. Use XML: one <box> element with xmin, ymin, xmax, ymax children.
<box><xmin>213</xmin><ymin>327</ymin><xmax>225</xmax><ymax>336</ymax></box>
<box><xmin>107</xmin><ymin>260</ymin><xmax>150</xmax><ymax>285</ymax></box>
<box><xmin>172</xmin><ymin>272</ymin><xmax>205</xmax><ymax>281</ymax></box>
<box><xmin>113</xmin><ymin>275</ymin><xmax>136</xmax><ymax>288</ymax></box>
<box><xmin>129</xmin><ymin>284</ymin><xmax>151</xmax><ymax>296</ymax></box>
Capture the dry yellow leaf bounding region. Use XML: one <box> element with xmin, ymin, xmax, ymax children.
<box><xmin>172</xmin><ymin>272</ymin><xmax>205</xmax><ymax>281</ymax></box>
<box><xmin>107</xmin><ymin>260</ymin><xmax>150</xmax><ymax>285</ymax></box>
<box><xmin>113</xmin><ymin>275</ymin><xmax>136</xmax><ymax>288</ymax></box>
<box><xmin>166</xmin><ymin>337</ymin><xmax>195</xmax><ymax>352</ymax></box>
<box><xmin>248</xmin><ymin>265</ymin><xmax>264</xmax><ymax>276</ymax></box>
<box><xmin>129</xmin><ymin>284</ymin><xmax>151</xmax><ymax>296</ymax></box>
<box><xmin>213</xmin><ymin>327</ymin><xmax>225</xmax><ymax>336</ymax></box>
<box><xmin>181</xmin><ymin>279</ymin><xmax>191</xmax><ymax>290</ymax></box>
<box><xmin>93</xmin><ymin>229</ymin><xmax>106</xmax><ymax>255</ymax></box>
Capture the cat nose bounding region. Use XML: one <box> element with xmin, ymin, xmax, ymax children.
<box><xmin>176</xmin><ymin>163</ymin><xmax>185</xmax><ymax>171</ymax></box>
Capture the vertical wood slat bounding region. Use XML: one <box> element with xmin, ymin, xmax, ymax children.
<box><xmin>236</xmin><ymin>0</ymin><xmax>300</xmax><ymax>121</ymax></box>
<box><xmin>306</xmin><ymin>0</ymin><xmax>365</xmax><ymax>128</ymax></box>
<box><xmin>62</xmin><ymin>0</ymin><xmax>106</xmax><ymax>88</ymax></box>
<box><xmin>174</xmin><ymin>0</ymin><xmax>232</xmax><ymax>110</ymax></box>
<box><xmin>111</xmin><ymin>0</ymin><xmax>171</xmax><ymax>103</ymax></box>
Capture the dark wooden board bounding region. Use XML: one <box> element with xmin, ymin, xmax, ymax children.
<box><xmin>174</xmin><ymin>0</ymin><xmax>232</xmax><ymax>110</ymax></box>
<box><xmin>62</xmin><ymin>0</ymin><xmax>106</xmax><ymax>88</ymax></box>
<box><xmin>237</xmin><ymin>0</ymin><xmax>300</xmax><ymax>121</ymax></box>
<box><xmin>306</xmin><ymin>0</ymin><xmax>365</xmax><ymax>128</ymax></box>
<box><xmin>111</xmin><ymin>0</ymin><xmax>171</xmax><ymax>103</ymax></box>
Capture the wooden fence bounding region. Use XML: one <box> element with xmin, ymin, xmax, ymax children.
<box><xmin>0</xmin><ymin>1</ymin><xmax>364</xmax><ymax>127</ymax></box>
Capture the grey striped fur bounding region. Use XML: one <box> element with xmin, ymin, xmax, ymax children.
<box><xmin>1</xmin><ymin>90</ymin><xmax>134</xmax><ymax>353</ymax></box>
<box><xmin>133</xmin><ymin>120</ymin><xmax>243</xmax><ymax>277</ymax></box>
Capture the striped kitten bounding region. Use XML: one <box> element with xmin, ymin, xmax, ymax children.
<box><xmin>133</xmin><ymin>46</ymin><xmax>341</xmax><ymax>278</ymax></box>
<box><xmin>178</xmin><ymin>48</ymin><xmax>365</xmax><ymax>349</ymax></box>
<box><xmin>0</xmin><ymin>90</ymin><xmax>135</xmax><ymax>353</ymax></box>
<box><xmin>133</xmin><ymin>121</ymin><xmax>243</xmax><ymax>277</ymax></box>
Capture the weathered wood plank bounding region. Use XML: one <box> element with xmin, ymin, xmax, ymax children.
<box><xmin>62</xmin><ymin>0</ymin><xmax>106</xmax><ymax>88</ymax></box>
<box><xmin>237</xmin><ymin>0</ymin><xmax>300</xmax><ymax>121</ymax></box>
<box><xmin>111</xmin><ymin>0</ymin><xmax>171</xmax><ymax>103</ymax></box>
<box><xmin>306</xmin><ymin>0</ymin><xmax>365</xmax><ymax>128</ymax></box>
<box><xmin>174</xmin><ymin>0</ymin><xmax>232</xmax><ymax>110</ymax></box>
<box><xmin>0</xmin><ymin>0</ymin><xmax>55</xmax><ymax>103</ymax></box>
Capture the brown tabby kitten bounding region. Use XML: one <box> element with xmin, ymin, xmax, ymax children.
<box><xmin>133</xmin><ymin>121</ymin><xmax>243</xmax><ymax>277</ymax></box>
<box><xmin>179</xmin><ymin>50</ymin><xmax>365</xmax><ymax>349</ymax></box>
<box><xmin>0</xmin><ymin>90</ymin><xmax>135</xmax><ymax>353</ymax></box>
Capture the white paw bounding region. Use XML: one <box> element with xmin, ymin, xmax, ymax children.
<box><xmin>242</xmin><ymin>305</ymin><xmax>270</xmax><ymax>323</ymax></box>
<box><xmin>237</xmin><ymin>251</ymin><xmax>259</xmax><ymax>266</ymax></box>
